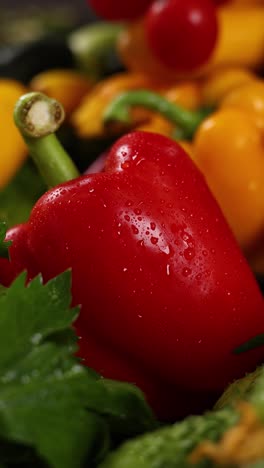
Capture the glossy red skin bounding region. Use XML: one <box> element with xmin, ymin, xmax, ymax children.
<box><xmin>213</xmin><ymin>0</ymin><xmax>230</xmax><ymax>4</ymax></box>
<box><xmin>0</xmin><ymin>257</ymin><xmax>17</xmax><ymax>287</ymax></box>
<box><xmin>145</xmin><ymin>0</ymin><xmax>218</xmax><ymax>71</ymax></box>
<box><xmin>88</xmin><ymin>0</ymin><xmax>154</xmax><ymax>20</ymax></box>
<box><xmin>7</xmin><ymin>132</ymin><xmax>264</xmax><ymax>419</ymax></box>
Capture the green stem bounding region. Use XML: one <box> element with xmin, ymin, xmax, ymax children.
<box><xmin>104</xmin><ymin>89</ymin><xmax>210</xmax><ymax>140</ymax></box>
<box><xmin>234</xmin><ymin>333</ymin><xmax>264</xmax><ymax>355</ymax></box>
<box><xmin>14</xmin><ymin>92</ymin><xmax>80</xmax><ymax>188</ymax></box>
<box><xmin>68</xmin><ymin>22</ymin><xmax>124</xmax><ymax>79</ymax></box>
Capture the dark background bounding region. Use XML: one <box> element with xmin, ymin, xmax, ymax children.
<box><xmin>0</xmin><ymin>1</ymin><xmax>98</xmax><ymax>25</ymax></box>
<box><xmin>0</xmin><ymin>1</ymin><xmax>99</xmax><ymax>45</ymax></box>
<box><xmin>0</xmin><ymin>0</ymin><xmax>96</xmax><ymax>15</ymax></box>
<box><xmin>1</xmin><ymin>0</ymin><xmax>91</xmax><ymax>12</ymax></box>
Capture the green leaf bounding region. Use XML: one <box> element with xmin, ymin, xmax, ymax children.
<box><xmin>0</xmin><ymin>285</ymin><xmax>7</xmax><ymax>297</ymax></box>
<box><xmin>0</xmin><ymin>270</ymin><xmax>156</xmax><ymax>468</ymax></box>
<box><xmin>0</xmin><ymin>356</ymin><xmax>110</xmax><ymax>468</ymax></box>
<box><xmin>0</xmin><ymin>270</ymin><xmax>78</xmax><ymax>372</ymax></box>
<box><xmin>98</xmin><ymin>379</ymin><xmax>158</xmax><ymax>440</ymax></box>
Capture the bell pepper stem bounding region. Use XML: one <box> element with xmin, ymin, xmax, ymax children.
<box><xmin>14</xmin><ymin>92</ymin><xmax>80</xmax><ymax>187</ymax></box>
<box><xmin>104</xmin><ymin>89</ymin><xmax>209</xmax><ymax>140</ymax></box>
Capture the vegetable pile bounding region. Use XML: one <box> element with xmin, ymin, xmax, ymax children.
<box><xmin>1</xmin><ymin>0</ymin><xmax>264</xmax><ymax>466</ymax></box>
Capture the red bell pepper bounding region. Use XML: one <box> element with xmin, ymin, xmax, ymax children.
<box><xmin>5</xmin><ymin>92</ymin><xmax>264</xmax><ymax>420</ymax></box>
<box><xmin>0</xmin><ymin>257</ymin><xmax>17</xmax><ymax>287</ymax></box>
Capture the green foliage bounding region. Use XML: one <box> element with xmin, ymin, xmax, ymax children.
<box><xmin>0</xmin><ymin>270</ymin><xmax>156</xmax><ymax>468</ymax></box>
<box><xmin>0</xmin><ymin>160</ymin><xmax>46</xmax><ymax>229</ymax></box>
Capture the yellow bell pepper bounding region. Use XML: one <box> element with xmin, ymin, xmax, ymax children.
<box><xmin>193</xmin><ymin>108</ymin><xmax>264</xmax><ymax>250</ymax></box>
<box><xmin>71</xmin><ymin>72</ymin><xmax>157</xmax><ymax>139</ymax></box>
<box><xmin>0</xmin><ymin>80</ymin><xmax>28</xmax><ymax>189</ymax></box>
<box><xmin>201</xmin><ymin>67</ymin><xmax>256</xmax><ymax>106</ymax></box>
<box><xmin>220</xmin><ymin>78</ymin><xmax>264</xmax><ymax>131</ymax></box>
<box><xmin>30</xmin><ymin>69</ymin><xmax>93</xmax><ymax>116</ymax></box>
<box><xmin>232</xmin><ymin>0</ymin><xmax>264</xmax><ymax>4</ymax></box>
<box><xmin>207</xmin><ymin>5</ymin><xmax>264</xmax><ymax>72</ymax></box>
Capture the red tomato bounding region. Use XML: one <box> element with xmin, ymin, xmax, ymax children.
<box><xmin>88</xmin><ymin>0</ymin><xmax>154</xmax><ymax>20</ymax></box>
<box><xmin>145</xmin><ymin>0</ymin><xmax>218</xmax><ymax>72</ymax></box>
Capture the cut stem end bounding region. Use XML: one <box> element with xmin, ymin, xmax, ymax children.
<box><xmin>14</xmin><ymin>92</ymin><xmax>65</xmax><ymax>138</ymax></box>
